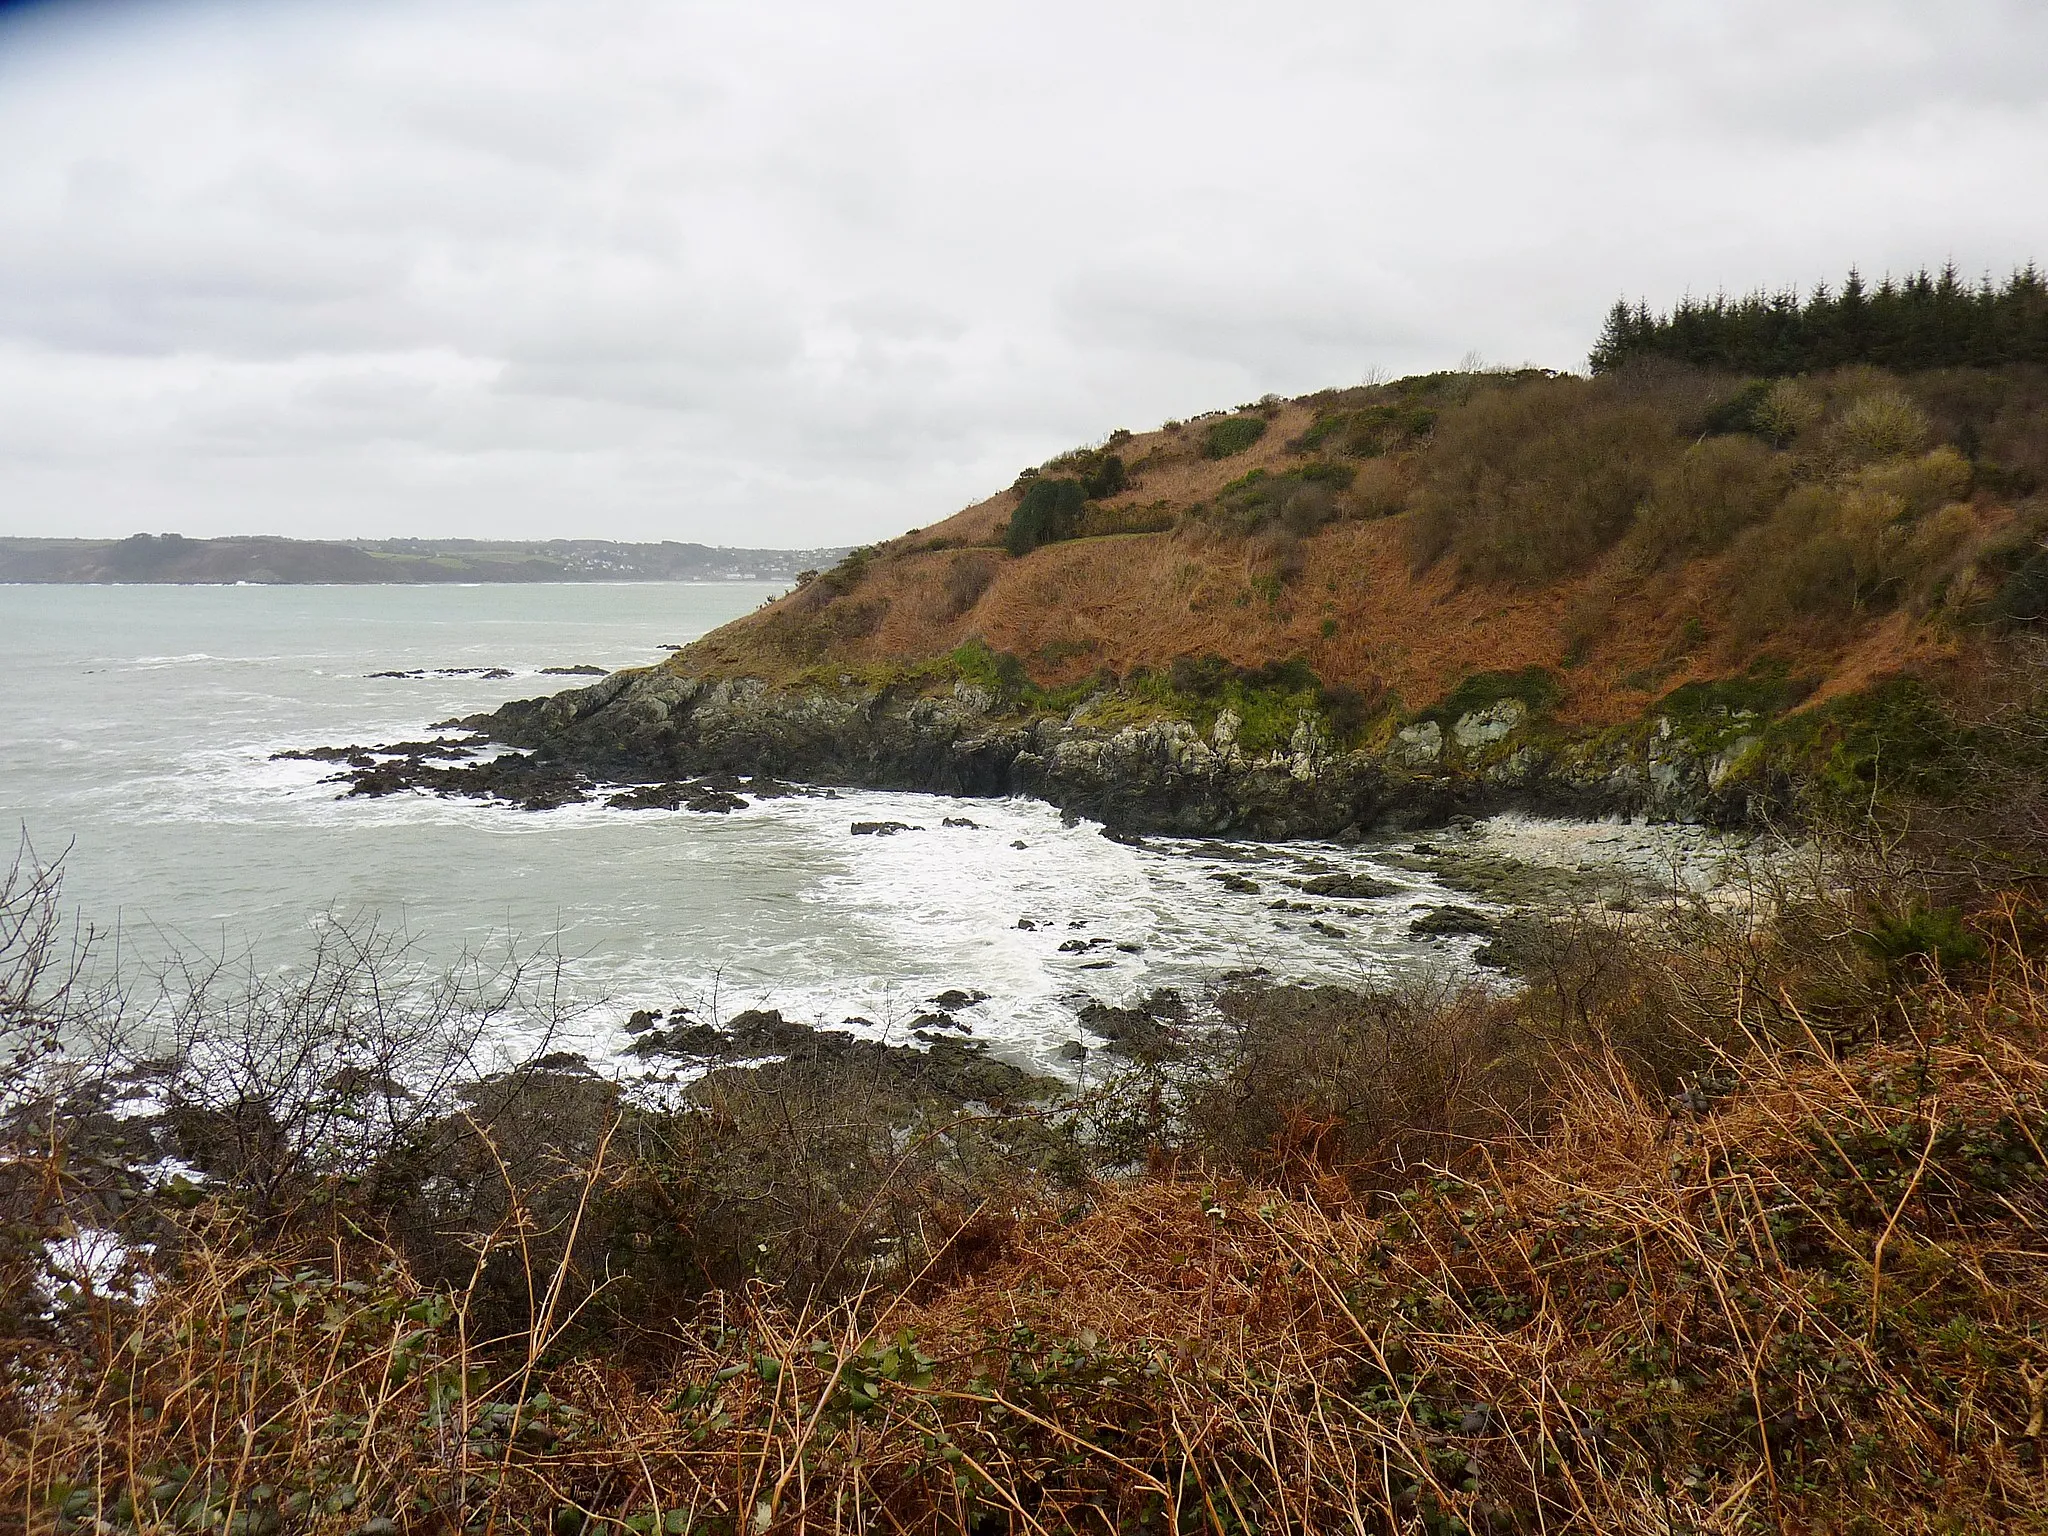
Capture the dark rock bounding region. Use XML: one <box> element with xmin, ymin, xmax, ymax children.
<box><xmin>625</xmin><ymin>1020</ymin><xmax>726</xmax><ymax>1057</ymax></box>
<box><xmin>1011</xmin><ymin>840</ymin><xmax>1028</xmax><ymax>849</ymax></box>
<box><xmin>457</xmin><ymin>649</ymin><xmax>1771</xmax><ymax>838</ymax></box>
<box><xmin>1076</xmin><ymin>989</ymin><xmax>1187</xmax><ymax>1060</ymax></box>
<box><xmin>1016</xmin><ymin>918</ymin><xmax>1038</xmax><ymax>929</ymax></box>
<box><xmin>625</xmin><ymin>1009</ymin><xmax>662</xmax><ymax>1033</ymax></box>
<box><xmin>928</xmin><ymin>988</ymin><xmax>989</xmax><ymax>1011</ymax></box>
<box><xmin>909</xmin><ymin>1012</ymin><xmax>966</xmax><ymax>1033</ymax></box>
<box><xmin>1294</xmin><ymin>873</ymin><xmax>1398</xmax><ymax>899</ymax></box>
<box><xmin>540</xmin><ymin>664</ymin><xmax>608</xmax><ymax>676</ymax></box>
<box><xmin>326</xmin><ymin>746</ymin><xmax>590</xmax><ymax>811</ymax></box>
<box><xmin>604</xmin><ymin>780</ymin><xmax>746</xmax><ymax>812</ymax></box>
<box><xmin>378</xmin><ymin>666</ymin><xmax>514</xmax><ymax>680</ymax></box>
<box><xmin>1408</xmin><ymin>905</ymin><xmax>1497</xmax><ymax>939</ymax></box>
<box><xmin>275</xmin><ymin>737</ymin><xmax>482</xmax><ymax>764</ymax></box>
<box><xmin>1209</xmin><ymin>871</ymin><xmax>1260</xmax><ymax>894</ymax></box>
<box><xmin>942</xmin><ymin>816</ymin><xmax>979</xmax><ymax>828</ymax></box>
<box><xmin>1309</xmin><ymin>920</ymin><xmax>1348</xmax><ymax>938</ymax></box>
<box><xmin>851</xmin><ymin>820</ymin><xmax>918</xmax><ymax>836</ymax></box>
<box><xmin>1056</xmin><ymin>1041</ymin><xmax>1089</xmax><ymax>1062</ymax></box>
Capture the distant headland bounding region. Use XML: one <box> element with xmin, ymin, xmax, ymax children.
<box><xmin>0</xmin><ymin>533</ymin><xmax>850</xmax><ymax>585</ymax></box>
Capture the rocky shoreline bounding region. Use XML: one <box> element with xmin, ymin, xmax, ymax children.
<box><xmin>448</xmin><ymin>665</ymin><xmax>1782</xmax><ymax>838</ymax></box>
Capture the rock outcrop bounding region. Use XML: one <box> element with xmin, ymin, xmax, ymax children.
<box><xmin>471</xmin><ymin>666</ymin><xmax>1778</xmax><ymax>837</ymax></box>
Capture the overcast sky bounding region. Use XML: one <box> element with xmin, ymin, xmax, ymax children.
<box><xmin>0</xmin><ymin>0</ymin><xmax>2042</xmax><ymax>547</ymax></box>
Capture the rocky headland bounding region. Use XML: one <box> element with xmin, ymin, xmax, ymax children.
<box><xmin>459</xmin><ymin>662</ymin><xmax>1787</xmax><ymax>838</ymax></box>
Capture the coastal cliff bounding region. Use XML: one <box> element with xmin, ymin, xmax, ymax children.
<box><xmin>474</xmin><ymin>357</ymin><xmax>2043</xmax><ymax>833</ymax></box>
<box><xmin>479</xmin><ymin>662</ymin><xmax>1801</xmax><ymax>836</ymax></box>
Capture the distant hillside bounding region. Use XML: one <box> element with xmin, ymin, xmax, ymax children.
<box><xmin>0</xmin><ymin>534</ymin><xmax>848</xmax><ymax>585</ymax></box>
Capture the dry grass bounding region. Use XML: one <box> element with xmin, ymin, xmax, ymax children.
<box><xmin>9</xmin><ymin>919</ymin><xmax>2046</xmax><ymax>1533</ymax></box>
<box><xmin>676</xmin><ymin>365</ymin><xmax>2032</xmax><ymax>738</ymax></box>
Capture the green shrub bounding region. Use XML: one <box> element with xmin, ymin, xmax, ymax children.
<box><xmin>1852</xmin><ymin>445</ymin><xmax>1971</xmax><ymax>519</ymax></box>
<box><xmin>1416</xmin><ymin>666</ymin><xmax>1561</xmax><ymax>726</ymax></box>
<box><xmin>1656</xmin><ymin>662</ymin><xmax>1816</xmax><ymax>724</ymax></box>
<box><xmin>1760</xmin><ymin>676</ymin><xmax>1964</xmax><ymax>813</ymax></box>
<box><xmin>947</xmin><ymin>640</ymin><xmax>1106</xmax><ymax>714</ymax></box>
<box><xmin>1727</xmin><ymin>487</ymin><xmax>1860</xmax><ymax>635</ymax></box>
<box><xmin>1857</xmin><ymin>906</ymin><xmax>1987</xmax><ymax>971</ymax></box>
<box><xmin>1295</xmin><ymin>402</ymin><xmax>1438</xmax><ymax>458</ymax></box>
<box><xmin>1082</xmin><ymin>453</ymin><xmax>1127</xmax><ymax>499</ymax></box>
<box><xmin>1726</xmin><ymin>463</ymin><xmax>1977</xmax><ymax>637</ymax></box>
<box><xmin>1200</xmin><ymin>415</ymin><xmax>1269</xmax><ymax>459</ymax></box>
<box><xmin>1992</xmin><ymin>547</ymin><xmax>2048</xmax><ymax>624</ymax></box>
<box><xmin>1195</xmin><ymin>464</ymin><xmax>1355</xmax><ymax>538</ymax></box>
<box><xmin>1700</xmin><ymin>379</ymin><xmax>1776</xmax><ymax>438</ymax></box>
<box><xmin>1105</xmin><ymin>653</ymin><xmax>1379</xmax><ymax>752</ymax></box>
<box><xmin>950</xmin><ymin>638</ymin><xmax>1032</xmax><ymax>699</ymax></box>
<box><xmin>1006</xmin><ymin>478</ymin><xmax>1086</xmax><ymax>555</ymax></box>
<box><xmin>1823</xmin><ymin>389</ymin><xmax>1932</xmax><ymax>468</ymax></box>
<box><xmin>812</xmin><ymin>545</ymin><xmax>876</xmax><ymax>598</ymax></box>
<box><xmin>1629</xmin><ymin>434</ymin><xmax>1790</xmax><ymax>565</ymax></box>
<box><xmin>1410</xmin><ymin>376</ymin><xmax>1679</xmax><ymax>582</ymax></box>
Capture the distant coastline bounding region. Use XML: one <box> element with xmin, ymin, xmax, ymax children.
<box><xmin>0</xmin><ymin>532</ymin><xmax>849</xmax><ymax>585</ymax></box>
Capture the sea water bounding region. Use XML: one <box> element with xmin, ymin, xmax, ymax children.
<box><xmin>0</xmin><ymin>582</ymin><xmax>1735</xmax><ymax>1070</ymax></box>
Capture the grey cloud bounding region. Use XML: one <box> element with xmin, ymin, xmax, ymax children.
<box><xmin>0</xmin><ymin>0</ymin><xmax>2041</xmax><ymax>543</ymax></box>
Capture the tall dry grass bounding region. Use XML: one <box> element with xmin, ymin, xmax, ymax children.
<box><xmin>8</xmin><ymin>908</ymin><xmax>2045</xmax><ymax>1533</ymax></box>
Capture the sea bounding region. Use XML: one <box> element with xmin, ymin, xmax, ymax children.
<box><xmin>1</xmin><ymin>581</ymin><xmax>1734</xmax><ymax>1073</ymax></box>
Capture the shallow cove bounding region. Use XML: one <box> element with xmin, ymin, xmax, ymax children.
<box><xmin>2</xmin><ymin>583</ymin><xmax>1748</xmax><ymax>1072</ymax></box>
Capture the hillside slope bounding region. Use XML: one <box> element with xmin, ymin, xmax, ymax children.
<box><xmin>483</xmin><ymin>362</ymin><xmax>2048</xmax><ymax>834</ymax></box>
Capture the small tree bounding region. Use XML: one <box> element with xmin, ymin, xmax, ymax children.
<box><xmin>1006</xmin><ymin>478</ymin><xmax>1086</xmax><ymax>555</ymax></box>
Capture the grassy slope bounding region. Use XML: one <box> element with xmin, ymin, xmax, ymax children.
<box><xmin>674</xmin><ymin>386</ymin><xmax>2013</xmax><ymax>731</ymax></box>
